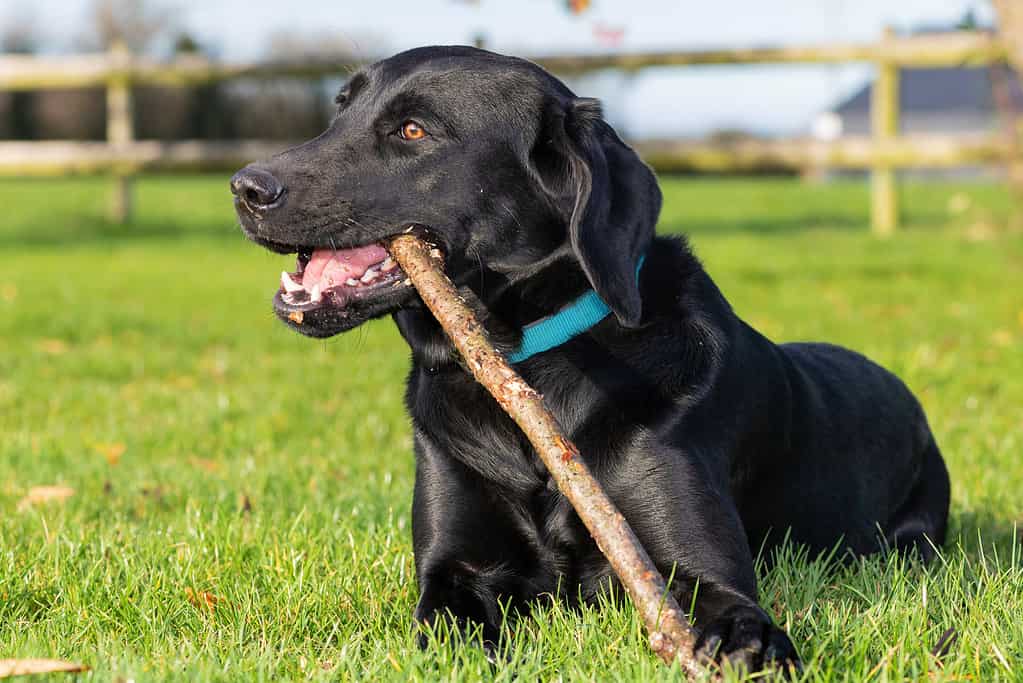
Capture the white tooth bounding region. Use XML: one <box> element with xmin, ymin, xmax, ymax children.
<box><xmin>281</xmin><ymin>271</ymin><xmax>304</xmax><ymax>293</ymax></box>
<box><xmin>381</xmin><ymin>257</ymin><xmax>398</xmax><ymax>272</ymax></box>
<box><xmin>360</xmin><ymin>267</ymin><xmax>379</xmax><ymax>283</ymax></box>
<box><xmin>310</xmin><ymin>284</ymin><xmax>322</xmax><ymax>302</ymax></box>
<box><xmin>346</xmin><ymin>278</ymin><xmax>360</xmax><ymax>286</ymax></box>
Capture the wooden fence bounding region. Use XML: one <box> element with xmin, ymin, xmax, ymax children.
<box><xmin>0</xmin><ymin>30</ymin><xmax>1014</xmax><ymax>234</ymax></box>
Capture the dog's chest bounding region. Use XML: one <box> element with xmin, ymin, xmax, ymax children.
<box><xmin>409</xmin><ymin>365</ymin><xmax>616</xmax><ymax>580</ymax></box>
<box><xmin>409</xmin><ymin>366</ymin><xmax>547</xmax><ymax>488</ymax></box>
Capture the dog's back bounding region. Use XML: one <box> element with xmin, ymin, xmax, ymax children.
<box><xmin>734</xmin><ymin>340</ymin><xmax>950</xmax><ymax>559</ymax></box>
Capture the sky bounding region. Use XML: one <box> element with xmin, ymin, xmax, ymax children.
<box><xmin>1</xmin><ymin>0</ymin><xmax>997</xmax><ymax>138</ymax></box>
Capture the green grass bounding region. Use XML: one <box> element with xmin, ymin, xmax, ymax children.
<box><xmin>1</xmin><ymin>175</ymin><xmax>1021</xmax><ymax>682</ymax></box>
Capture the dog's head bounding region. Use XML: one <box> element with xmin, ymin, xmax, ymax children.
<box><xmin>233</xmin><ymin>45</ymin><xmax>661</xmax><ymax>338</ymax></box>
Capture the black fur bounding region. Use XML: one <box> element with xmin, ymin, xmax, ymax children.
<box><xmin>233</xmin><ymin>45</ymin><xmax>950</xmax><ymax>673</ymax></box>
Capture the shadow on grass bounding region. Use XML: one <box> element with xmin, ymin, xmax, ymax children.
<box><xmin>662</xmin><ymin>214</ymin><xmax>869</xmax><ymax>238</ymax></box>
<box><xmin>754</xmin><ymin>505</ymin><xmax>1022</xmax><ymax>591</ymax></box>
<box><xmin>948</xmin><ymin>509</ymin><xmax>1021</xmax><ymax>559</ymax></box>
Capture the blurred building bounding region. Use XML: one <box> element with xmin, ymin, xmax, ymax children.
<box><xmin>810</xmin><ymin>18</ymin><xmax>1019</xmax><ymax>179</ymax></box>
<box><xmin>821</xmin><ymin>65</ymin><xmax>1023</xmax><ymax>137</ymax></box>
<box><xmin>815</xmin><ymin>17</ymin><xmax>1022</xmax><ymax>139</ymax></box>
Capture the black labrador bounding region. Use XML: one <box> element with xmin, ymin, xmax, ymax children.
<box><xmin>232</xmin><ymin>46</ymin><xmax>950</xmax><ymax>673</ymax></box>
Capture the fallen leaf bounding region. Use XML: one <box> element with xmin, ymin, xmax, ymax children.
<box><xmin>185</xmin><ymin>587</ymin><xmax>222</xmax><ymax>611</ymax></box>
<box><xmin>95</xmin><ymin>442</ymin><xmax>126</xmax><ymax>466</ymax></box>
<box><xmin>0</xmin><ymin>659</ymin><xmax>89</xmax><ymax>677</ymax></box>
<box><xmin>168</xmin><ymin>374</ymin><xmax>197</xmax><ymax>389</ymax></box>
<box><xmin>238</xmin><ymin>492</ymin><xmax>252</xmax><ymax>514</ymax></box>
<box><xmin>36</xmin><ymin>339</ymin><xmax>68</xmax><ymax>355</ymax></box>
<box><xmin>17</xmin><ymin>485</ymin><xmax>75</xmax><ymax>511</ymax></box>
<box><xmin>189</xmin><ymin>457</ymin><xmax>220</xmax><ymax>473</ymax></box>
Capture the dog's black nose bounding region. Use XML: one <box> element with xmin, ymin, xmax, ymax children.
<box><xmin>230</xmin><ymin>167</ymin><xmax>285</xmax><ymax>210</ymax></box>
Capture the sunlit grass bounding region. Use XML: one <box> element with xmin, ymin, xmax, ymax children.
<box><xmin>1</xmin><ymin>175</ymin><xmax>1021</xmax><ymax>681</ymax></box>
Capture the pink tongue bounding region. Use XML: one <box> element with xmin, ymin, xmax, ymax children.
<box><xmin>301</xmin><ymin>244</ymin><xmax>389</xmax><ymax>290</ymax></box>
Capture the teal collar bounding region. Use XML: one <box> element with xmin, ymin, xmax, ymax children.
<box><xmin>507</xmin><ymin>255</ymin><xmax>646</xmax><ymax>364</ymax></box>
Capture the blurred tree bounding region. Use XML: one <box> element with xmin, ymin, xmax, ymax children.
<box><xmin>958</xmin><ymin>9</ymin><xmax>979</xmax><ymax>31</ymax></box>
<box><xmin>173</xmin><ymin>33</ymin><xmax>201</xmax><ymax>54</ymax></box>
<box><xmin>0</xmin><ymin>9</ymin><xmax>106</xmax><ymax>141</ymax></box>
<box><xmin>0</xmin><ymin>10</ymin><xmax>38</xmax><ymax>140</ymax></box>
<box><xmin>225</xmin><ymin>29</ymin><xmax>385</xmax><ymax>141</ymax></box>
<box><xmin>92</xmin><ymin>0</ymin><xmax>173</xmax><ymax>52</ymax></box>
<box><xmin>176</xmin><ymin>33</ymin><xmax>238</xmax><ymax>140</ymax></box>
<box><xmin>19</xmin><ymin>0</ymin><xmax>180</xmax><ymax>141</ymax></box>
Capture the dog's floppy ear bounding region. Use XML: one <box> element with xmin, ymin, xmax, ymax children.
<box><xmin>533</xmin><ymin>97</ymin><xmax>661</xmax><ymax>327</ymax></box>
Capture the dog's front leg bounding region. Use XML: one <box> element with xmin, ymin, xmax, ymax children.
<box><xmin>409</xmin><ymin>431</ymin><xmax>546</xmax><ymax>656</ymax></box>
<box><xmin>606</xmin><ymin>444</ymin><xmax>802</xmax><ymax>674</ymax></box>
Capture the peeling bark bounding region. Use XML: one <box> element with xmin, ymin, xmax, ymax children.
<box><xmin>387</xmin><ymin>233</ymin><xmax>704</xmax><ymax>677</ymax></box>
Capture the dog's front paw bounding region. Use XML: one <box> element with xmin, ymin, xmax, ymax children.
<box><xmin>416</xmin><ymin>627</ymin><xmax>500</xmax><ymax>663</ymax></box>
<box><xmin>695</xmin><ymin>605</ymin><xmax>801</xmax><ymax>677</ymax></box>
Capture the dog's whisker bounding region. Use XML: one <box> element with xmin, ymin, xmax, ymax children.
<box><xmin>468</xmin><ymin>242</ymin><xmax>486</xmax><ymax>294</ymax></box>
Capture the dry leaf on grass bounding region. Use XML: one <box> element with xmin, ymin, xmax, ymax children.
<box><xmin>185</xmin><ymin>587</ymin><xmax>222</xmax><ymax>611</ymax></box>
<box><xmin>36</xmin><ymin>339</ymin><xmax>69</xmax><ymax>355</ymax></box>
<box><xmin>95</xmin><ymin>442</ymin><xmax>126</xmax><ymax>466</ymax></box>
<box><xmin>189</xmin><ymin>457</ymin><xmax>220</xmax><ymax>473</ymax></box>
<box><xmin>17</xmin><ymin>485</ymin><xmax>75</xmax><ymax>511</ymax></box>
<box><xmin>0</xmin><ymin>659</ymin><xmax>89</xmax><ymax>677</ymax></box>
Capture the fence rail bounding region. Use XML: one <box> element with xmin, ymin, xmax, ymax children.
<box><xmin>0</xmin><ymin>134</ymin><xmax>1007</xmax><ymax>177</ymax></box>
<box><xmin>0</xmin><ymin>140</ymin><xmax>287</xmax><ymax>175</ymax></box>
<box><xmin>0</xmin><ymin>30</ymin><xmax>1013</xmax><ymax>233</ymax></box>
<box><xmin>0</xmin><ymin>32</ymin><xmax>1006</xmax><ymax>89</ymax></box>
<box><xmin>0</xmin><ymin>54</ymin><xmax>360</xmax><ymax>90</ymax></box>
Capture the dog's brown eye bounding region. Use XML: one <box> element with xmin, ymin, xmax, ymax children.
<box><xmin>399</xmin><ymin>121</ymin><xmax>427</xmax><ymax>141</ymax></box>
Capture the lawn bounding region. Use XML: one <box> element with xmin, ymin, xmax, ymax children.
<box><xmin>1</xmin><ymin>175</ymin><xmax>1021</xmax><ymax>682</ymax></box>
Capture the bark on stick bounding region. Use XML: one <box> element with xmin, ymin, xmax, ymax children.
<box><xmin>387</xmin><ymin>233</ymin><xmax>704</xmax><ymax>677</ymax></box>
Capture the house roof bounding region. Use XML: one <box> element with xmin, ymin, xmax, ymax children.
<box><xmin>834</xmin><ymin>66</ymin><xmax>1023</xmax><ymax>117</ymax></box>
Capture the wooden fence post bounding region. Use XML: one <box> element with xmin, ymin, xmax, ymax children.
<box><xmin>106</xmin><ymin>40</ymin><xmax>134</xmax><ymax>223</ymax></box>
<box><xmin>871</xmin><ymin>27</ymin><xmax>900</xmax><ymax>236</ymax></box>
<box><xmin>991</xmin><ymin>0</ymin><xmax>1023</xmax><ymax>198</ymax></box>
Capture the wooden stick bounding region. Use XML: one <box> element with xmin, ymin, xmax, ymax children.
<box><xmin>387</xmin><ymin>233</ymin><xmax>704</xmax><ymax>677</ymax></box>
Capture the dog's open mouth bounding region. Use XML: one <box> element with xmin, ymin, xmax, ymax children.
<box><xmin>275</xmin><ymin>243</ymin><xmax>411</xmax><ymax>314</ymax></box>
